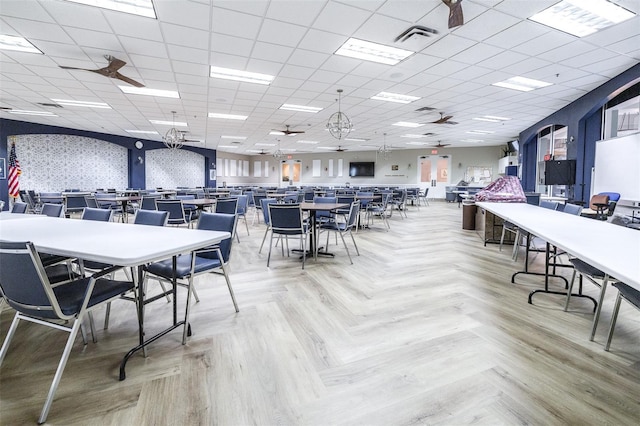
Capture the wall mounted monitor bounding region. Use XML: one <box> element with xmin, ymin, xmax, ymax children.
<box><xmin>349</xmin><ymin>161</ymin><xmax>375</xmax><ymax>177</ymax></box>
<box><xmin>544</xmin><ymin>159</ymin><xmax>576</xmax><ymax>185</ymax></box>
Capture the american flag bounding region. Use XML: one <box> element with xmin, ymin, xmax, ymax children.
<box><xmin>8</xmin><ymin>140</ymin><xmax>21</xmax><ymax>199</ymax></box>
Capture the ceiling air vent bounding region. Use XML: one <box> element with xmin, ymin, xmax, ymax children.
<box><xmin>395</xmin><ymin>25</ymin><xmax>438</xmax><ymax>43</ymax></box>
<box><xmin>422</xmin><ymin>132</ymin><xmax>436</xmax><ymax>136</ymax></box>
<box><xmin>415</xmin><ymin>106</ymin><xmax>436</xmax><ymax>112</ymax></box>
<box><xmin>38</xmin><ymin>102</ymin><xmax>63</xmax><ymax>108</ymax></box>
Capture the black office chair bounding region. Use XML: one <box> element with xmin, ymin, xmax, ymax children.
<box><xmin>0</xmin><ymin>240</ymin><xmax>135</xmax><ymax>424</ymax></box>
<box><xmin>143</xmin><ymin>212</ymin><xmax>239</xmax><ymax>338</ymax></box>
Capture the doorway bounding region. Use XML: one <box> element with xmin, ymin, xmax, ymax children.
<box><xmin>419</xmin><ymin>155</ymin><xmax>451</xmax><ymax>198</ymax></box>
<box><xmin>281</xmin><ymin>160</ymin><xmax>301</xmax><ymax>186</ymax></box>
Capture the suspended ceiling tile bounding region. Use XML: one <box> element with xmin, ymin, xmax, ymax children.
<box><xmin>265</xmin><ymin>0</ymin><xmax>327</xmax><ymax>27</ymax></box>
<box><xmin>511</xmin><ymin>31</ymin><xmax>575</xmax><ymax>57</ymax></box>
<box><xmin>155</xmin><ymin>0</ymin><xmax>211</xmax><ymax>30</ymax></box>
<box><xmin>257</xmin><ymin>19</ymin><xmax>307</xmax><ymax>48</ymax></box>
<box><xmin>166</xmin><ymin>44</ymin><xmax>209</xmax><ymax>65</ymax></box>
<box><xmin>312</xmin><ymin>1</ymin><xmax>373</xmax><ymax>36</ymax></box>
<box><xmin>3</xmin><ymin>17</ymin><xmax>75</xmax><ymax>45</ymax></box>
<box><xmin>251</xmin><ymin>42</ymin><xmax>295</xmax><ymax>64</ymax></box>
<box><xmin>64</xmin><ymin>27</ymin><xmax>123</xmax><ymax>51</ymax></box>
<box><xmin>119</xmin><ymin>36</ymin><xmax>168</xmax><ymax>59</ymax></box>
<box><xmin>161</xmin><ymin>23</ymin><xmax>210</xmax><ymax>50</ymax></box>
<box><xmin>450</xmin><ymin>43</ymin><xmax>503</xmax><ymax>65</ymax></box>
<box><xmin>424</xmin><ymin>34</ymin><xmax>477</xmax><ymax>59</ymax></box>
<box><xmin>451</xmin><ymin>9</ymin><xmax>520</xmax><ymax>42</ymax></box>
<box><xmin>483</xmin><ymin>21</ymin><xmax>548</xmax><ymax>50</ymax></box>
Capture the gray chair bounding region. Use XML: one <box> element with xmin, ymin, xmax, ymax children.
<box><xmin>40</xmin><ymin>203</ymin><xmax>65</xmax><ymax>218</ymax></box>
<box><xmin>132</xmin><ymin>209</ymin><xmax>169</xmax><ymax>227</ymax></box>
<box><xmin>11</xmin><ymin>202</ymin><xmax>28</xmax><ymax>214</ymax></box>
<box><xmin>266</xmin><ymin>203</ymin><xmax>309</xmax><ymax>269</ymax></box>
<box><xmin>81</xmin><ymin>207</ymin><xmax>113</xmax><ymax>222</ymax></box>
<box><xmin>234</xmin><ymin>195</ymin><xmax>250</xmax><ymax>236</ymax></box>
<box><xmin>318</xmin><ymin>201</ymin><xmax>360</xmax><ymax>264</ymax></box>
<box><xmin>216</xmin><ymin>198</ymin><xmax>239</xmax><ymax>242</ymax></box>
<box><xmin>84</xmin><ymin>196</ymin><xmax>99</xmax><ymax>208</ymax></box>
<box><xmin>143</xmin><ymin>212</ymin><xmax>239</xmax><ymax>333</ymax></box>
<box><xmin>605</xmin><ymin>282</ymin><xmax>640</xmax><ymax>351</ymax></box>
<box><xmin>141</xmin><ymin>195</ymin><xmax>160</xmax><ymax>210</ymax></box>
<box><xmin>156</xmin><ymin>199</ymin><xmax>195</xmax><ymax>227</ymax></box>
<box><xmin>0</xmin><ymin>240</ymin><xmax>135</xmax><ymax>424</ymax></box>
<box><xmin>64</xmin><ymin>194</ymin><xmax>87</xmax><ymax>217</ymax></box>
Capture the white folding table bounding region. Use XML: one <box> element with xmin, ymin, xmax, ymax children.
<box><xmin>0</xmin><ymin>216</ymin><xmax>230</xmax><ymax>379</ymax></box>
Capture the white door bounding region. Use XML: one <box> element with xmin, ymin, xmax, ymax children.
<box><xmin>418</xmin><ymin>155</ymin><xmax>451</xmax><ymax>198</ymax></box>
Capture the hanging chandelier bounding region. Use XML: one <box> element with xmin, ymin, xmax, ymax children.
<box><xmin>326</xmin><ymin>89</ymin><xmax>352</xmax><ymax>140</ymax></box>
<box><xmin>378</xmin><ymin>133</ymin><xmax>392</xmax><ymax>160</ymax></box>
<box><xmin>272</xmin><ymin>139</ymin><xmax>284</xmax><ymax>159</ymax></box>
<box><xmin>163</xmin><ymin>111</ymin><xmax>183</xmax><ymax>150</ymax></box>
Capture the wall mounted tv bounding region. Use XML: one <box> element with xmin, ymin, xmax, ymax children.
<box><xmin>544</xmin><ymin>159</ymin><xmax>576</xmax><ymax>185</ymax></box>
<box><xmin>349</xmin><ymin>161</ymin><xmax>375</xmax><ymax>177</ymax></box>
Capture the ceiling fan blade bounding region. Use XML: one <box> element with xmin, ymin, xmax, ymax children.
<box><xmin>105</xmin><ymin>56</ymin><xmax>127</xmax><ymax>72</ymax></box>
<box><xmin>59</xmin><ymin>65</ymin><xmax>94</xmax><ymax>71</ymax></box>
<box><xmin>114</xmin><ymin>71</ymin><xmax>144</xmax><ymax>87</ymax></box>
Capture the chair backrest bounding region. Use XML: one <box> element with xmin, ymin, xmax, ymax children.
<box><xmin>65</xmin><ymin>194</ymin><xmax>87</xmax><ymax>212</ymax></box>
<box><xmin>244</xmin><ymin>190</ymin><xmax>254</xmax><ymax>207</ymax></box>
<box><xmin>314</xmin><ymin>196</ymin><xmax>337</xmax><ymax>220</ymax></box>
<box><xmin>81</xmin><ymin>207</ymin><xmax>113</xmax><ymax>221</ymax></box>
<box><xmin>303</xmin><ymin>191</ymin><xmax>315</xmax><ymax>201</ymax></box>
<box><xmin>253</xmin><ymin>194</ymin><xmax>267</xmax><ymax>209</ymax></box>
<box><xmin>11</xmin><ymin>202</ymin><xmax>28</xmax><ymax>213</ymax></box>
<box><xmin>39</xmin><ymin>192</ymin><xmax>63</xmax><ymax>204</ymax></box>
<box><xmin>155</xmin><ymin>200</ymin><xmax>187</xmax><ymax>224</ymax></box>
<box><xmin>378</xmin><ymin>192</ymin><xmax>392</xmax><ymax>209</ymax></box>
<box><xmin>196</xmin><ymin>212</ymin><xmax>236</xmax><ymax>262</ymax></box>
<box><xmin>0</xmin><ymin>241</ymin><xmax>64</xmax><ymax>320</ymax></box>
<box><xmin>133</xmin><ymin>209</ymin><xmax>169</xmax><ymax>226</ymax></box>
<box><xmin>590</xmin><ymin>194</ymin><xmax>610</xmax><ymax>210</ymax></box>
<box><xmin>215</xmin><ymin>198</ymin><xmax>238</xmax><ymax>215</ymax></box>
<box><xmin>562</xmin><ymin>203</ymin><xmax>583</xmax><ymax>215</ymax></box>
<box><xmin>84</xmin><ymin>196</ymin><xmax>99</xmax><ymax>208</ymax></box>
<box><xmin>540</xmin><ymin>200</ymin><xmax>559</xmax><ymax>210</ymax></box>
<box><xmin>346</xmin><ymin>201</ymin><xmax>361</xmax><ymax>229</ymax></box>
<box><xmin>261</xmin><ymin>198</ymin><xmax>277</xmax><ymax>225</ymax></box>
<box><xmin>337</xmin><ymin>195</ymin><xmax>356</xmax><ymax>206</ymax></box>
<box><xmin>356</xmin><ymin>191</ymin><xmax>373</xmax><ymax>207</ymax></box>
<box><xmin>41</xmin><ymin>203</ymin><xmax>64</xmax><ymax>218</ymax></box>
<box><xmin>141</xmin><ymin>195</ymin><xmax>160</xmax><ymax>210</ymax></box>
<box><xmin>268</xmin><ymin>203</ymin><xmax>304</xmax><ymax>235</ymax></box>
<box><xmin>598</xmin><ymin>192</ymin><xmax>620</xmax><ymax>202</ymax></box>
<box><xmin>235</xmin><ymin>195</ymin><xmax>248</xmax><ymax>215</ymax></box>
<box><xmin>525</xmin><ymin>193</ymin><xmax>541</xmax><ymax>205</ymax></box>
<box><xmin>94</xmin><ymin>192</ymin><xmax>116</xmax><ymax>209</ymax></box>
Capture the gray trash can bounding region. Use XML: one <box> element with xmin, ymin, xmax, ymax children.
<box><xmin>462</xmin><ymin>204</ymin><xmax>476</xmax><ymax>230</ymax></box>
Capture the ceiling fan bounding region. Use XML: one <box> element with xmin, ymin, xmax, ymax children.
<box><xmin>442</xmin><ymin>0</ymin><xmax>464</xmax><ymax>29</ymax></box>
<box><xmin>258</xmin><ymin>149</ymin><xmax>269</xmax><ymax>155</ymax></box>
<box><xmin>431</xmin><ymin>112</ymin><xmax>458</xmax><ymax>125</ymax></box>
<box><xmin>59</xmin><ymin>54</ymin><xmax>144</xmax><ymax>87</ymax></box>
<box><xmin>272</xmin><ymin>124</ymin><xmax>305</xmax><ymax>136</ymax></box>
<box><xmin>335</xmin><ymin>146</ymin><xmax>347</xmax><ymax>152</ymax></box>
<box><xmin>433</xmin><ymin>141</ymin><xmax>451</xmax><ymax>148</ymax></box>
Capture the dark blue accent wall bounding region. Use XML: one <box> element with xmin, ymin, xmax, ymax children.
<box><xmin>519</xmin><ymin>63</ymin><xmax>640</xmax><ymax>204</ymax></box>
<box><xmin>1</xmin><ymin>118</ymin><xmax>217</xmax><ymax>208</ymax></box>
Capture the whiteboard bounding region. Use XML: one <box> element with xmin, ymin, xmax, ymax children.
<box><xmin>593</xmin><ymin>133</ymin><xmax>640</xmax><ymax>201</ymax></box>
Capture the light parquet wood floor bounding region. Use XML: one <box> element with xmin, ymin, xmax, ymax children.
<box><xmin>1</xmin><ymin>201</ymin><xmax>639</xmax><ymax>425</ymax></box>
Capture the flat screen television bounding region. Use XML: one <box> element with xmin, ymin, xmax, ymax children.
<box><xmin>349</xmin><ymin>161</ymin><xmax>375</xmax><ymax>177</ymax></box>
<box><xmin>544</xmin><ymin>159</ymin><xmax>576</xmax><ymax>185</ymax></box>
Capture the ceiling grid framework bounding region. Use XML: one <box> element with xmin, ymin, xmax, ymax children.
<box><xmin>0</xmin><ymin>0</ymin><xmax>638</xmax><ymax>154</ymax></box>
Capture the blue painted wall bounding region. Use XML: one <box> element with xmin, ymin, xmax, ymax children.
<box><xmin>1</xmin><ymin>118</ymin><xmax>217</xmax><ymax>208</ymax></box>
<box><xmin>520</xmin><ymin>63</ymin><xmax>640</xmax><ymax>204</ymax></box>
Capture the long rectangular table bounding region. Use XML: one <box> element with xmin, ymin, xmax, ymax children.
<box><xmin>0</xmin><ymin>216</ymin><xmax>230</xmax><ymax>379</ymax></box>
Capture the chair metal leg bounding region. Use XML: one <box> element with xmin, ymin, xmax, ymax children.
<box><xmin>104</xmin><ymin>302</ymin><xmax>111</xmax><ymax>330</ymax></box>
<box><xmin>267</xmin><ymin>232</ymin><xmax>274</xmax><ymax>267</ymax></box>
<box><xmin>259</xmin><ymin>226</ymin><xmax>270</xmax><ymax>253</ymax></box>
<box><xmin>38</xmin><ymin>319</ymin><xmax>83</xmax><ymax>424</ymax></box>
<box><xmin>604</xmin><ymin>291</ymin><xmax>622</xmax><ymax>351</ymax></box>
<box><xmin>0</xmin><ymin>313</ymin><xmax>21</xmax><ymax>365</ymax></box>
<box><xmin>339</xmin><ymin>232</ymin><xmax>353</xmax><ymax>264</ymax></box>
<box><xmin>499</xmin><ymin>227</ymin><xmax>507</xmax><ymax>251</ymax></box>
<box><xmin>218</xmin><ymin>253</ymin><xmax>239</xmax><ymax>312</ymax></box>
<box><xmin>88</xmin><ymin>311</ymin><xmax>98</xmax><ymax>343</ymax></box>
<box><xmin>182</xmin><ymin>274</ymin><xmax>195</xmax><ymax>345</ymax></box>
<box><xmin>349</xmin><ymin>231</ymin><xmax>360</xmax><ymax>256</ymax></box>
<box><xmin>590</xmin><ymin>275</ymin><xmax>609</xmax><ymax>341</ymax></box>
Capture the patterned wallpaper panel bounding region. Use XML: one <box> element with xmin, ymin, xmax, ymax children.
<box><xmin>146</xmin><ymin>149</ymin><xmax>204</xmax><ymax>189</ymax></box>
<box><xmin>13</xmin><ymin>134</ymin><xmax>128</xmax><ymax>191</ymax></box>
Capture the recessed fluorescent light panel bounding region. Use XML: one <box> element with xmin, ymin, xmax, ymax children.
<box><xmin>208</xmin><ymin>113</ymin><xmax>248</xmax><ymax>120</ymax></box>
<box><xmin>492</xmin><ymin>76</ymin><xmax>552</xmax><ymax>92</ymax></box>
<box><xmin>461</xmin><ymin>139</ymin><xmax>484</xmax><ymax>142</ymax></box>
<box><xmin>296</xmin><ymin>140</ymin><xmax>319</xmax><ymax>144</ymax></box>
<box><xmin>119</xmin><ymin>86</ymin><xmax>179</xmax><ymax>98</ymax></box>
<box><xmin>61</xmin><ymin>0</ymin><xmax>157</xmax><ymax>19</ymax></box>
<box><xmin>255</xmin><ymin>143</ymin><xmax>276</xmax><ymax>146</ymax></box>
<box><xmin>401</xmin><ymin>134</ymin><xmax>428</xmax><ymax>138</ymax></box>
<box><xmin>210</xmin><ymin>66</ymin><xmax>274</xmax><ymax>85</ymax></box>
<box><xmin>217</xmin><ymin>145</ymin><xmax>238</xmax><ymax>149</ymax></box>
<box><xmin>221</xmin><ymin>135</ymin><xmax>247</xmax><ymax>140</ymax></box>
<box><xmin>335</xmin><ymin>38</ymin><xmax>414</xmax><ymax>65</ymax></box>
<box><xmin>529</xmin><ymin>0</ymin><xmax>635</xmax><ymax>37</ymax></box>
<box><xmin>392</xmin><ymin>121</ymin><xmax>424</xmax><ymax>128</ymax></box>
<box><xmin>279</xmin><ymin>104</ymin><xmax>323</xmax><ymax>113</ymax></box>
<box><xmin>126</xmin><ymin>130</ymin><xmax>159</xmax><ymax>135</ymax></box>
<box><xmin>467</xmin><ymin>130</ymin><xmax>495</xmax><ymax>135</ymax></box>
<box><xmin>344</xmin><ymin>138</ymin><xmax>367</xmax><ymax>142</ymax></box>
<box><xmin>473</xmin><ymin>115</ymin><xmax>511</xmax><ymax>122</ymax></box>
<box><xmin>9</xmin><ymin>110</ymin><xmax>57</xmax><ymax>116</ymax></box>
<box><xmin>316</xmin><ymin>147</ymin><xmax>335</xmax><ymax>150</ymax></box>
<box><xmin>0</xmin><ymin>34</ymin><xmax>42</xmax><ymax>53</ymax></box>
<box><xmin>270</xmin><ymin>131</ymin><xmax>285</xmax><ymax>136</ymax></box>
<box><xmin>149</xmin><ymin>119</ymin><xmax>187</xmax><ymax>127</ymax></box>
<box><xmin>405</xmin><ymin>141</ymin><xmax>430</xmax><ymax>146</ymax></box>
<box><xmin>50</xmin><ymin>99</ymin><xmax>111</xmax><ymax>109</ymax></box>
<box><xmin>370</xmin><ymin>92</ymin><xmax>421</xmax><ymax>104</ymax></box>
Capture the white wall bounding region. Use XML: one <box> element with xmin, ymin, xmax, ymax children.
<box><xmin>217</xmin><ymin>145</ymin><xmax>503</xmax><ymax>189</ymax></box>
<box><xmin>13</xmin><ymin>134</ymin><xmax>127</xmax><ymax>191</ymax></box>
<box><xmin>146</xmin><ymin>148</ymin><xmax>205</xmax><ymax>189</ymax></box>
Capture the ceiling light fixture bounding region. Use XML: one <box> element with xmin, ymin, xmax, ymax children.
<box><xmin>405</xmin><ymin>141</ymin><xmax>430</xmax><ymax>145</ymax></box>
<box><xmin>466</xmin><ymin>130</ymin><xmax>495</xmax><ymax>134</ymax></box>
<box><xmin>370</xmin><ymin>91</ymin><xmax>421</xmax><ymax>104</ymax></box>
<box><xmin>401</xmin><ymin>134</ymin><xmax>428</xmax><ymax>138</ymax></box>
<box><xmin>0</xmin><ymin>34</ymin><xmax>42</xmax><ymax>53</ymax></box>
<box><xmin>50</xmin><ymin>99</ymin><xmax>111</xmax><ymax>109</ymax></box>
<box><xmin>8</xmin><ymin>110</ymin><xmax>57</xmax><ymax>116</ymax></box>
<box><xmin>255</xmin><ymin>143</ymin><xmax>276</xmax><ymax>146</ymax></box>
<box><xmin>344</xmin><ymin>138</ymin><xmax>367</xmax><ymax>142</ymax></box>
<box><xmin>149</xmin><ymin>119</ymin><xmax>187</xmax><ymax>126</ymax></box>
<box><xmin>272</xmin><ymin>140</ymin><xmax>284</xmax><ymax>159</ymax></box>
<box><xmin>326</xmin><ymin>89</ymin><xmax>352</xmax><ymax>140</ymax></box>
<box><xmin>378</xmin><ymin>133</ymin><xmax>392</xmax><ymax>160</ymax></box>
<box><xmin>296</xmin><ymin>140</ymin><xmax>319</xmax><ymax>144</ymax></box>
<box><xmin>461</xmin><ymin>139</ymin><xmax>484</xmax><ymax>142</ymax></box>
<box><xmin>529</xmin><ymin>0</ymin><xmax>635</xmax><ymax>37</ymax></box>
<box><xmin>209</xmin><ymin>66</ymin><xmax>274</xmax><ymax>85</ymax></box>
<box><xmin>119</xmin><ymin>86</ymin><xmax>179</xmax><ymax>98</ymax></box>
<box><xmin>217</xmin><ymin>145</ymin><xmax>238</xmax><ymax>148</ymax></box>
<box><xmin>279</xmin><ymin>104</ymin><xmax>323</xmax><ymax>113</ymax></box>
<box><xmin>208</xmin><ymin>112</ymin><xmax>248</xmax><ymax>120</ymax></box>
<box><xmin>492</xmin><ymin>76</ymin><xmax>552</xmax><ymax>92</ymax></box>
<box><xmin>392</xmin><ymin>121</ymin><xmax>424</xmax><ymax>128</ymax></box>
<box><xmin>162</xmin><ymin>111</ymin><xmax>184</xmax><ymax>150</ymax></box>
<box><xmin>126</xmin><ymin>130</ymin><xmax>159</xmax><ymax>135</ymax></box>
<box><xmin>62</xmin><ymin>0</ymin><xmax>157</xmax><ymax>18</ymax></box>
<box><xmin>221</xmin><ymin>135</ymin><xmax>247</xmax><ymax>140</ymax></box>
<box><xmin>335</xmin><ymin>37</ymin><xmax>414</xmax><ymax>65</ymax></box>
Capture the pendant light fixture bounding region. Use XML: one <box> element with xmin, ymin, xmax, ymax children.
<box><xmin>326</xmin><ymin>89</ymin><xmax>352</xmax><ymax>140</ymax></box>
